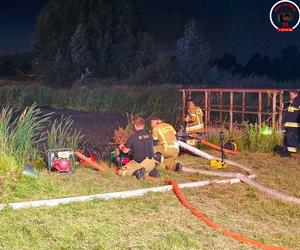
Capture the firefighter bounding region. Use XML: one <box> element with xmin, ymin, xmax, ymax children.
<box><xmin>150</xmin><ymin>116</ymin><xmax>182</xmax><ymax>172</ymax></box>
<box><xmin>283</xmin><ymin>89</ymin><xmax>300</xmax><ymax>154</ymax></box>
<box><xmin>184</xmin><ymin>99</ymin><xmax>204</xmax><ymax>139</ymax></box>
<box><xmin>118</xmin><ymin>117</ymin><xmax>158</xmax><ymax>179</ymax></box>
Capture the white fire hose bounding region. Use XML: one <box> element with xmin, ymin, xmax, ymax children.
<box><xmin>178</xmin><ymin>141</ymin><xmax>300</xmax><ymax>205</ymax></box>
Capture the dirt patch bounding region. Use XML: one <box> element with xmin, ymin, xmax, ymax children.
<box><xmin>42</xmin><ymin>108</ymin><xmax>128</xmax><ymax>159</ymax></box>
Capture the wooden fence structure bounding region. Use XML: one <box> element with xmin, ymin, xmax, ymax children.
<box><xmin>180</xmin><ymin>88</ymin><xmax>288</xmax><ymax>131</ymax></box>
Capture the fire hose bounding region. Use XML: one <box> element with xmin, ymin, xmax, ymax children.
<box><xmin>74</xmin><ymin>145</ymin><xmax>296</xmax><ymax>249</ymax></box>
<box><xmin>166</xmin><ymin>180</ymin><xmax>287</xmax><ymax>250</ymax></box>
<box><xmin>74</xmin><ymin>151</ymin><xmax>155</xmax><ymax>180</ymax></box>
<box><xmin>178</xmin><ymin>141</ymin><xmax>300</xmax><ymax>205</ymax></box>
<box><xmin>76</xmin><ymin>143</ymin><xmax>300</xmax><ymax>204</ymax></box>
<box><xmin>200</xmin><ymin>139</ymin><xmax>240</xmax><ymax>155</ymax></box>
<box><xmin>75</xmin><ymin>151</ymin><xmax>115</xmax><ymax>174</ymax></box>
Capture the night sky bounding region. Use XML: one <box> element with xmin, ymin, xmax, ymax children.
<box><xmin>1</xmin><ymin>0</ymin><xmax>300</xmax><ymax>63</ymax></box>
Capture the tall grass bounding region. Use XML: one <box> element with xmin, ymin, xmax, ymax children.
<box><xmin>205</xmin><ymin>123</ymin><xmax>283</xmax><ymax>152</ymax></box>
<box><xmin>205</xmin><ymin>125</ymin><xmax>248</xmax><ymax>151</ymax></box>
<box><xmin>0</xmin><ymin>154</ymin><xmax>17</xmax><ymax>173</ymax></box>
<box><xmin>247</xmin><ymin>123</ymin><xmax>282</xmax><ymax>152</ymax></box>
<box><xmin>47</xmin><ymin>116</ymin><xmax>84</xmax><ymax>150</ymax></box>
<box><xmin>0</xmin><ymin>104</ymin><xmax>50</xmax><ymax>167</ymax></box>
<box><xmin>0</xmin><ymin>84</ymin><xmax>182</xmax><ymax>125</ymax></box>
<box><xmin>0</xmin><ymin>83</ymin><xmax>284</xmax><ymax>153</ymax></box>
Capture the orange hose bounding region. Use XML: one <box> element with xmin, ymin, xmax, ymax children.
<box><xmin>200</xmin><ymin>140</ymin><xmax>240</xmax><ymax>155</ymax></box>
<box><xmin>75</xmin><ymin>151</ymin><xmax>113</xmax><ymax>174</ymax></box>
<box><xmin>166</xmin><ymin>179</ymin><xmax>287</xmax><ymax>250</ymax></box>
<box><xmin>75</xmin><ymin>151</ymin><xmax>155</xmax><ymax>178</ymax></box>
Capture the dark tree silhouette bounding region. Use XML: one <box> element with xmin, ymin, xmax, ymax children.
<box><xmin>34</xmin><ymin>0</ymin><xmax>153</xmax><ymax>87</ymax></box>
<box><xmin>272</xmin><ymin>46</ymin><xmax>300</xmax><ymax>80</ymax></box>
<box><xmin>213</xmin><ymin>53</ymin><xmax>239</xmax><ymax>73</ymax></box>
<box><xmin>176</xmin><ymin>18</ymin><xmax>211</xmax><ymax>84</ymax></box>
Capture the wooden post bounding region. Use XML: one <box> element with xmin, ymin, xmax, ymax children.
<box><xmin>207</xmin><ymin>91</ymin><xmax>211</xmax><ymax>125</ymax></box>
<box><xmin>182</xmin><ymin>90</ymin><xmax>186</xmax><ymax>120</ymax></box>
<box><xmin>272</xmin><ymin>92</ymin><xmax>277</xmax><ymax>128</ymax></box>
<box><xmin>205</xmin><ymin>91</ymin><xmax>208</xmax><ymax>126</ymax></box>
<box><xmin>278</xmin><ymin>91</ymin><xmax>284</xmax><ymax>129</ymax></box>
<box><xmin>267</xmin><ymin>92</ymin><xmax>271</xmax><ymax>114</ymax></box>
<box><xmin>258</xmin><ymin>92</ymin><xmax>262</xmax><ymax>128</ymax></box>
<box><xmin>219</xmin><ymin>91</ymin><xmax>223</xmax><ymax>125</ymax></box>
<box><xmin>242</xmin><ymin>92</ymin><xmax>245</xmax><ymax>122</ymax></box>
<box><xmin>230</xmin><ymin>92</ymin><xmax>233</xmax><ymax>131</ymax></box>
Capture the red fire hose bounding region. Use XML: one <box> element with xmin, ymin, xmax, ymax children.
<box><xmin>75</xmin><ymin>151</ymin><xmax>116</xmax><ymax>174</ymax></box>
<box><xmin>76</xmin><ymin>149</ymin><xmax>288</xmax><ymax>249</ymax></box>
<box><xmin>200</xmin><ymin>139</ymin><xmax>240</xmax><ymax>155</ymax></box>
<box><xmin>166</xmin><ymin>179</ymin><xmax>287</xmax><ymax>250</ymax></box>
<box><xmin>75</xmin><ymin>151</ymin><xmax>155</xmax><ymax>179</ymax></box>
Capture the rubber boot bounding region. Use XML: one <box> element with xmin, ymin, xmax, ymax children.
<box><xmin>175</xmin><ymin>163</ymin><xmax>183</xmax><ymax>172</ymax></box>
<box><xmin>149</xmin><ymin>167</ymin><xmax>160</xmax><ymax>178</ymax></box>
<box><xmin>132</xmin><ymin>167</ymin><xmax>145</xmax><ymax>180</ymax></box>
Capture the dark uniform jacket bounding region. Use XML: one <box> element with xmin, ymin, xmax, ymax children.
<box><xmin>283</xmin><ymin>96</ymin><xmax>300</xmax><ymax>128</ymax></box>
<box><xmin>125</xmin><ymin>129</ymin><xmax>154</xmax><ymax>163</ymax></box>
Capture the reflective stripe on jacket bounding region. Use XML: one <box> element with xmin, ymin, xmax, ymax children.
<box><xmin>284</xmin><ymin>122</ymin><xmax>300</xmax><ymax>128</ymax></box>
<box><xmin>152</xmin><ymin>122</ymin><xmax>179</xmax><ymax>151</ymax></box>
<box><xmin>186</xmin><ymin>106</ymin><xmax>204</xmax><ymax>133</ymax></box>
<box><xmin>287</xmin><ymin>147</ymin><xmax>297</xmax><ymax>153</ymax></box>
<box><xmin>186</xmin><ymin>123</ymin><xmax>204</xmax><ymax>132</ymax></box>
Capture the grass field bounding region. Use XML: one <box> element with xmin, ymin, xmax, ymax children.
<box><xmin>0</xmin><ymin>80</ymin><xmax>298</xmax><ymax>249</ymax></box>
<box><xmin>0</xmin><ymin>152</ymin><xmax>299</xmax><ymax>250</ymax></box>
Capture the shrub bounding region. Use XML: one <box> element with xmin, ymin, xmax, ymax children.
<box><xmin>112</xmin><ymin>127</ymin><xmax>131</xmax><ymax>145</ymax></box>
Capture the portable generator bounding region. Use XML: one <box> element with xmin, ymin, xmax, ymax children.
<box><xmin>47</xmin><ymin>148</ymin><xmax>75</xmax><ymax>173</ymax></box>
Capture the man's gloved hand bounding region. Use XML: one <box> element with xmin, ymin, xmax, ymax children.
<box><xmin>154</xmin><ymin>151</ymin><xmax>163</xmax><ymax>163</ymax></box>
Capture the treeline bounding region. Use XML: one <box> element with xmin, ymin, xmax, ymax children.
<box><xmin>213</xmin><ymin>46</ymin><xmax>300</xmax><ymax>81</ymax></box>
<box><xmin>33</xmin><ymin>0</ymin><xmax>210</xmax><ymax>87</ymax></box>
<box><xmin>2</xmin><ymin>0</ymin><xmax>300</xmax><ymax>87</ymax></box>
<box><xmin>0</xmin><ymin>53</ymin><xmax>33</xmax><ymax>77</ymax></box>
<box><xmin>34</xmin><ymin>0</ymin><xmax>152</xmax><ymax>87</ymax></box>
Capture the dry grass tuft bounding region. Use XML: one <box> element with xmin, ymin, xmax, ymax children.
<box><xmin>112</xmin><ymin>127</ymin><xmax>131</xmax><ymax>145</ymax></box>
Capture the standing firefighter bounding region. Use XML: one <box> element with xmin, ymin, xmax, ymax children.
<box><xmin>150</xmin><ymin>116</ymin><xmax>182</xmax><ymax>172</ymax></box>
<box><xmin>283</xmin><ymin>89</ymin><xmax>300</xmax><ymax>154</ymax></box>
<box><xmin>118</xmin><ymin>117</ymin><xmax>158</xmax><ymax>179</ymax></box>
<box><xmin>184</xmin><ymin>99</ymin><xmax>204</xmax><ymax>138</ymax></box>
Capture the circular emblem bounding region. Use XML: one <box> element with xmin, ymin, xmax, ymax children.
<box><xmin>269</xmin><ymin>0</ymin><xmax>300</xmax><ymax>32</ymax></box>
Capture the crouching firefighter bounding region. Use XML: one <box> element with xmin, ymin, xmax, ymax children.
<box><xmin>184</xmin><ymin>99</ymin><xmax>204</xmax><ymax>139</ymax></box>
<box><xmin>283</xmin><ymin>89</ymin><xmax>300</xmax><ymax>154</ymax></box>
<box><xmin>117</xmin><ymin>117</ymin><xmax>159</xmax><ymax>179</ymax></box>
<box><xmin>150</xmin><ymin>116</ymin><xmax>182</xmax><ymax>172</ymax></box>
